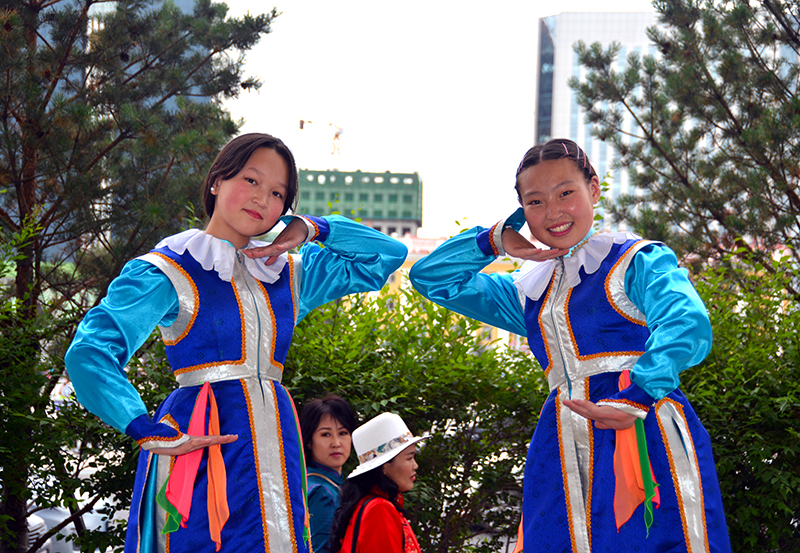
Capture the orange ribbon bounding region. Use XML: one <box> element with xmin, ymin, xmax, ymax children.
<box><xmin>206</xmin><ymin>386</ymin><xmax>228</xmax><ymax>551</ymax></box>
<box><xmin>164</xmin><ymin>382</ymin><xmax>229</xmax><ymax>550</ymax></box>
<box><xmin>613</xmin><ymin>370</ymin><xmax>660</xmax><ymax>531</ymax></box>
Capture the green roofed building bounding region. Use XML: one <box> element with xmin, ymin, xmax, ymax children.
<box><xmin>296</xmin><ymin>169</ymin><xmax>423</xmax><ymax>237</ymax></box>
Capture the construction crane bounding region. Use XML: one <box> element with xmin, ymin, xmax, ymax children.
<box><xmin>299</xmin><ymin>119</ymin><xmax>344</xmax><ymax>167</ymax></box>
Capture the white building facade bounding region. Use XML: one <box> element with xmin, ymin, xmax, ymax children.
<box><xmin>534</xmin><ymin>12</ymin><xmax>659</xmax><ymax>231</ymax></box>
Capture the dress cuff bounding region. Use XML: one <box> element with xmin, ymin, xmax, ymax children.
<box><xmin>476</xmin><ymin>208</ymin><xmax>527</xmax><ymax>257</ymax></box>
<box><xmin>281</xmin><ymin>215</ymin><xmax>331</xmax><ymax>244</ymax></box>
<box><xmin>597</xmin><ymin>380</ymin><xmax>656</xmax><ymax>420</ymax></box>
<box><xmin>125</xmin><ymin>413</ymin><xmax>190</xmax><ymax>451</ymax></box>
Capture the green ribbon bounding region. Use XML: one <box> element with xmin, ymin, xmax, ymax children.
<box><xmin>635</xmin><ymin>418</ymin><xmax>659</xmax><ymax>535</ymax></box>
<box><xmin>156</xmin><ymin>478</ymin><xmax>182</xmax><ymax>534</ymax></box>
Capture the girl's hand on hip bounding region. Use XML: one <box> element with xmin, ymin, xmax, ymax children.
<box><xmin>242</xmin><ymin>218</ymin><xmax>309</xmax><ymax>265</ymax></box>
<box><xmin>562</xmin><ymin>399</ymin><xmax>637</xmax><ymax>430</ymax></box>
<box><xmin>150</xmin><ymin>434</ymin><xmax>238</xmax><ymax>456</ymax></box>
<box><xmin>502</xmin><ymin>228</ymin><xmax>568</xmax><ymax>261</ymax></box>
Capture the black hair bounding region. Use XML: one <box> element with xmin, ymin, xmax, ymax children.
<box><xmin>514</xmin><ymin>138</ymin><xmax>597</xmax><ymax>203</ymax></box>
<box><xmin>202</xmin><ymin>133</ymin><xmax>299</xmax><ymax>218</ymax></box>
<box><xmin>328</xmin><ymin>466</ymin><xmax>404</xmax><ymax>552</ymax></box>
<box><xmin>299</xmin><ymin>394</ymin><xmax>358</xmax><ymax>466</ymax></box>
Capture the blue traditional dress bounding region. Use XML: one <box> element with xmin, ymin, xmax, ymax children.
<box><xmin>409</xmin><ymin>209</ymin><xmax>731</xmax><ymax>553</ymax></box>
<box><xmin>65</xmin><ymin>215</ymin><xmax>407</xmax><ymax>553</ymax></box>
<box><xmin>305</xmin><ymin>462</ymin><xmax>342</xmax><ymax>553</ymax></box>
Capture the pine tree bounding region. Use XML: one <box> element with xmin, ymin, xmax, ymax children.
<box><xmin>0</xmin><ymin>1</ymin><xmax>276</xmax><ymax>551</ymax></box>
<box><xmin>570</xmin><ymin>0</ymin><xmax>800</xmax><ymax>296</ymax></box>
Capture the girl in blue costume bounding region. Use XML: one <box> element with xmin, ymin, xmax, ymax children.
<box><xmin>65</xmin><ymin>133</ymin><xmax>407</xmax><ymax>553</ymax></box>
<box><xmin>409</xmin><ymin>139</ymin><xmax>731</xmax><ymax>553</ymax></box>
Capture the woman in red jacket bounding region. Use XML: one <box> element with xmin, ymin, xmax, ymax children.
<box><xmin>329</xmin><ymin>412</ymin><xmax>429</xmax><ymax>553</ymax></box>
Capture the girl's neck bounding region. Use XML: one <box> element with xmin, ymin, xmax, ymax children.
<box><xmin>566</xmin><ymin>228</ymin><xmax>596</xmax><ymax>257</ymax></box>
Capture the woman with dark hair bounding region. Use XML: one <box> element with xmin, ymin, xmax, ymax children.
<box><xmin>65</xmin><ymin>133</ymin><xmax>407</xmax><ymax>553</ymax></box>
<box><xmin>299</xmin><ymin>395</ymin><xmax>358</xmax><ymax>553</ymax></box>
<box><xmin>329</xmin><ymin>413</ymin><xmax>428</xmax><ymax>553</ymax></box>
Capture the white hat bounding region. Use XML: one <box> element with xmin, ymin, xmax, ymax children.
<box><xmin>347</xmin><ymin>413</ymin><xmax>429</xmax><ymax>479</ymax></box>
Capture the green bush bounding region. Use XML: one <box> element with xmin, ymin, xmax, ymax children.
<box><xmin>686</xmin><ymin>254</ymin><xmax>800</xmax><ymax>552</ymax></box>
<box><xmin>284</xmin><ymin>287</ymin><xmax>549</xmax><ymax>553</ymax></box>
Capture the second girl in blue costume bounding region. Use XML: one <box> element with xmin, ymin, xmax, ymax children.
<box><xmin>65</xmin><ymin>133</ymin><xmax>407</xmax><ymax>553</ymax></box>
<box><xmin>409</xmin><ymin>139</ymin><xmax>731</xmax><ymax>553</ymax></box>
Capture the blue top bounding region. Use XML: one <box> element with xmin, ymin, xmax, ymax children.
<box><xmin>64</xmin><ymin>215</ymin><xmax>407</xmax><ymax>435</ymax></box>
<box><xmin>306</xmin><ymin>462</ymin><xmax>343</xmax><ymax>553</ymax></box>
<box><xmin>409</xmin><ymin>209</ymin><xmax>711</xmax><ymax>401</ymax></box>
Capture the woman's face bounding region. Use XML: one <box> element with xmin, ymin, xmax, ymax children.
<box><xmin>205</xmin><ymin>147</ymin><xmax>288</xmax><ymax>249</ymax></box>
<box><xmin>382</xmin><ymin>445</ymin><xmax>419</xmax><ymax>493</ymax></box>
<box><xmin>310</xmin><ymin>414</ymin><xmax>352</xmax><ymax>474</ymax></box>
<box><xmin>517</xmin><ymin>158</ymin><xmax>601</xmax><ymax>251</ymax></box>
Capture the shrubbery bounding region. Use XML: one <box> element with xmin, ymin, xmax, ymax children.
<box><xmin>686</xmin><ymin>254</ymin><xmax>800</xmax><ymax>551</ymax></box>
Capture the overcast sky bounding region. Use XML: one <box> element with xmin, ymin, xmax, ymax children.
<box><xmin>221</xmin><ymin>0</ymin><xmax>656</xmax><ymax>237</ymax></box>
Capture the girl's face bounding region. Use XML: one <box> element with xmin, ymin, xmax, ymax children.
<box><xmin>205</xmin><ymin>147</ymin><xmax>288</xmax><ymax>249</ymax></box>
<box><xmin>382</xmin><ymin>445</ymin><xmax>418</xmax><ymax>493</ymax></box>
<box><xmin>310</xmin><ymin>415</ymin><xmax>352</xmax><ymax>474</ymax></box>
<box><xmin>517</xmin><ymin>158</ymin><xmax>601</xmax><ymax>251</ymax></box>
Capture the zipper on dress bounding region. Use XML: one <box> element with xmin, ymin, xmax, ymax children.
<box><xmin>551</xmin><ymin>257</ymin><xmax>572</xmax><ymax>399</ymax></box>
<box><xmin>237</xmin><ymin>250</ymin><xmax>264</xmax><ymax>385</ymax></box>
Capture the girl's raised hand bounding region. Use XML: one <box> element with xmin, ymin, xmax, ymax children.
<box><xmin>562</xmin><ymin>399</ymin><xmax>636</xmax><ymax>430</ymax></box>
<box><xmin>149</xmin><ymin>434</ymin><xmax>239</xmax><ymax>456</ymax></box>
<box><xmin>502</xmin><ymin>228</ymin><xmax>568</xmax><ymax>261</ymax></box>
<box><xmin>243</xmin><ymin>218</ymin><xmax>309</xmax><ymax>265</ymax></box>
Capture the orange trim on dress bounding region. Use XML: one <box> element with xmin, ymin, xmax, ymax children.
<box><xmin>255</xmin><ymin>279</ymin><xmax>283</xmax><ymax>372</ymax></box>
<box><xmin>159</xmin><ymin>414</ymin><xmax>180</xmax><ymax>431</ymax></box>
<box><xmin>657</xmin><ymin>398</ymin><xmax>711</xmax><ymax>552</ymax></box>
<box><xmin>600</xmin><ymin>398</ymin><xmax>650</xmax><ymax>413</ymax></box>
<box><xmin>173</xmin><ymin>281</ymin><xmax>247</xmax><ymax>375</ymax></box>
<box><xmin>538</xmin><ymin>275</ymin><xmax>556</xmax><ymax>377</ymax></box>
<box><xmin>241</xmin><ymin>380</ymin><xmax>271</xmax><ymax>551</ymax></box>
<box><xmin>287</xmin><ymin>256</ymin><xmax>298</xmax><ymax>322</ymax></box>
<box><xmin>604</xmin><ymin>242</ymin><xmax>647</xmax><ymax>327</ymax></box>
<box><xmin>584</xmin><ymin>380</ymin><xmax>594</xmax><ymax>542</ymax></box>
<box><xmin>271</xmin><ymin>381</ymin><xmax>298</xmax><ymax>553</ymax></box>
<box><xmin>555</xmin><ymin>395</ymin><xmax>579</xmax><ymax>553</ymax></box>
<box><xmin>488</xmin><ymin>221</ymin><xmax>501</xmax><ymax>257</ymax></box>
<box><xmin>564</xmin><ymin>288</ymin><xmax>646</xmax><ymax>361</ymax></box>
<box><xmin>165</xmin><ymin>455</ymin><xmax>176</xmax><ymax>553</ymax></box>
<box><xmin>299</xmin><ymin>216</ymin><xmax>320</xmax><ymax>241</ymax></box>
<box><xmin>136</xmin><ymin>434</ymin><xmax>184</xmax><ymax>447</ymax></box>
<box><xmin>150</xmin><ymin>252</ymin><xmax>200</xmax><ymax>346</ymax></box>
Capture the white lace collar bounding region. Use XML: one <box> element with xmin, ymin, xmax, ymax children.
<box><xmin>512</xmin><ymin>231</ymin><xmax>640</xmax><ymax>301</ymax></box>
<box><xmin>154</xmin><ymin>229</ymin><xmax>288</xmax><ymax>283</ymax></box>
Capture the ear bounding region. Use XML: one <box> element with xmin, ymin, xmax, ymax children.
<box><xmin>589</xmin><ymin>176</ymin><xmax>601</xmax><ymax>204</ymax></box>
<box><xmin>210</xmin><ymin>179</ymin><xmax>220</xmax><ymax>195</ymax></box>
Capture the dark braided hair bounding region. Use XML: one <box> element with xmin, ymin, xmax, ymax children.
<box><xmin>514</xmin><ymin>138</ymin><xmax>597</xmax><ymax>203</ymax></box>
<box><xmin>328</xmin><ymin>466</ymin><xmax>405</xmax><ymax>552</ymax></box>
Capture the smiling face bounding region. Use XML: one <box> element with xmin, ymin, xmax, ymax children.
<box><xmin>517</xmin><ymin>158</ymin><xmax>601</xmax><ymax>250</ymax></box>
<box><xmin>382</xmin><ymin>444</ymin><xmax>419</xmax><ymax>493</ymax></box>
<box><xmin>310</xmin><ymin>415</ymin><xmax>352</xmax><ymax>474</ymax></box>
<box><xmin>204</xmin><ymin>147</ymin><xmax>289</xmax><ymax>249</ymax></box>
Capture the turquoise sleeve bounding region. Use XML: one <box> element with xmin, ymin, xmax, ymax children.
<box><xmin>296</xmin><ymin>215</ymin><xmax>408</xmax><ymax>322</ymax></box>
<box><xmin>307</xmin><ymin>485</ymin><xmax>337</xmax><ymax>552</ymax></box>
<box><xmin>64</xmin><ymin>260</ymin><xmax>179</xmax><ymax>432</ymax></box>
<box><xmin>408</xmin><ymin>226</ymin><xmax>527</xmax><ymax>337</ymax></box>
<box><xmin>625</xmin><ymin>244</ymin><xmax>713</xmax><ymax>400</ymax></box>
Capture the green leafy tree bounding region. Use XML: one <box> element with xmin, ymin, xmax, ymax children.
<box><xmin>570</xmin><ymin>0</ymin><xmax>800</xmax><ymax>296</ymax></box>
<box><xmin>285</xmin><ymin>287</ymin><xmax>549</xmax><ymax>553</ymax></box>
<box><xmin>0</xmin><ymin>1</ymin><xmax>276</xmax><ymax>551</ymax></box>
<box><xmin>688</xmin><ymin>253</ymin><xmax>800</xmax><ymax>551</ymax></box>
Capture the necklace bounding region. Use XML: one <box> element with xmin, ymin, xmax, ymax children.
<box><xmin>566</xmin><ymin>234</ymin><xmax>592</xmax><ymax>257</ymax></box>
